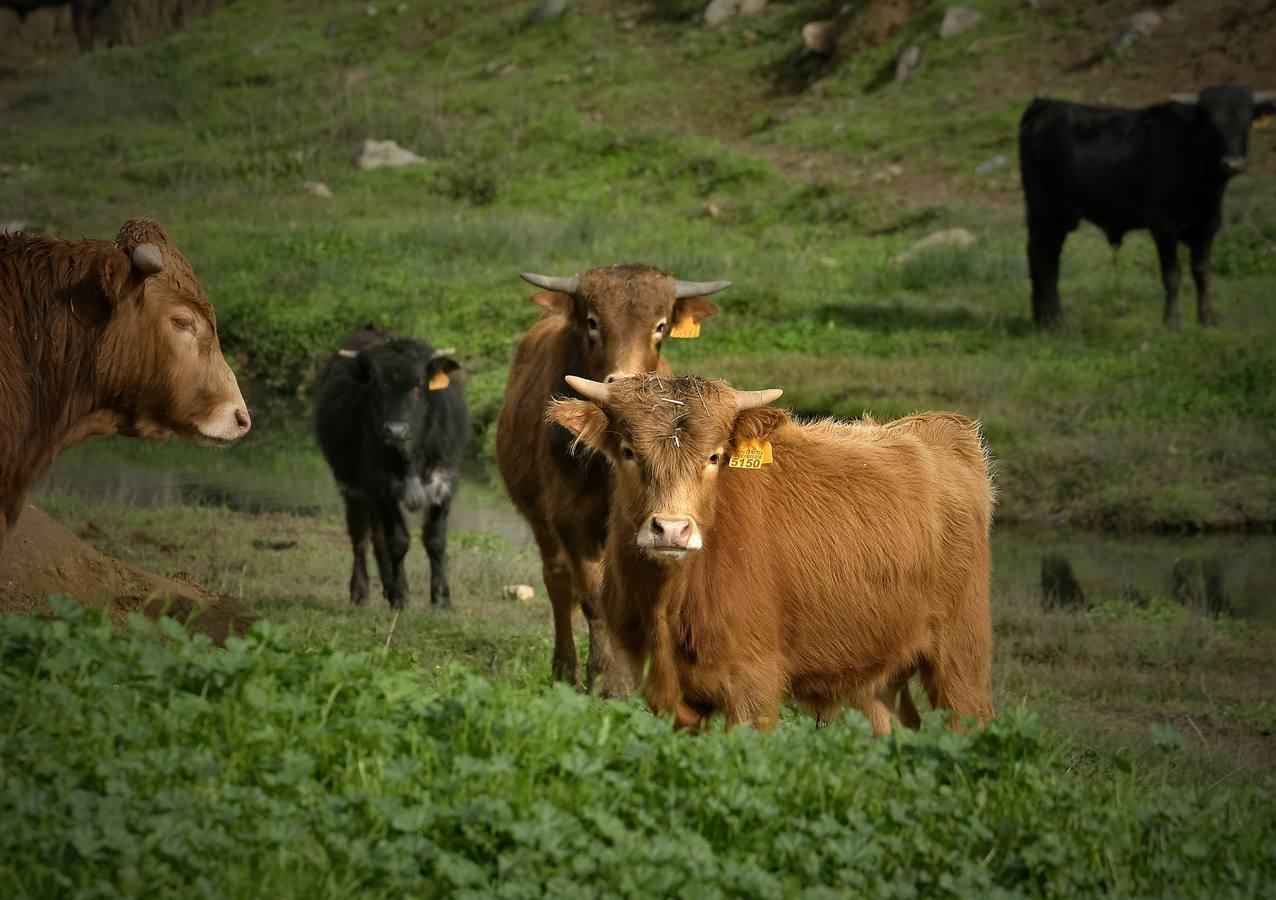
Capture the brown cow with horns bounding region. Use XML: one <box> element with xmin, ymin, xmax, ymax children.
<box><xmin>550</xmin><ymin>373</ymin><xmax>995</xmax><ymax>732</ymax></box>
<box><xmin>495</xmin><ymin>265</ymin><xmax>727</xmax><ymax>695</ymax></box>
<box><xmin>0</xmin><ymin>218</ymin><xmax>251</xmax><ymax>550</ymax></box>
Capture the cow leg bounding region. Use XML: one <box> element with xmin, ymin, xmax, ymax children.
<box><xmin>423</xmin><ymin>499</ymin><xmax>452</xmax><ymax>610</ymax></box>
<box><xmin>921</xmin><ymin>579</ymin><xmax>994</xmax><ymax>732</ymax></box>
<box><xmin>343</xmin><ymin>494</ymin><xmax>372</xmax><ymax>607</ymax></box>
<box><xmin>1189</xmin><ymin>238</ymin><xmax>1218</xmax><ymax>327</ymax></box>
<box><xmin>530</xmin><ymin>524</ymin><xmax>580</xmax><ymax>686</ymax></box>
<box><xmin>576</xmin><ymin>559</ymin><xmax>632</xmax><ymax>699</ymax></box>
<box><xmin>1027</xmin><ymin>221</ymin><xmax>1068</xmax><ymax>329</ymax></box>
<box><xmin>371</xmin><ymin>503</ymin><xmax>410</xmax><ymax>610</ymax></box>
<box><xmin>1153</xmin><ymin>231</ymin><xmax>1183</xmax><ymax>331</ymax></box>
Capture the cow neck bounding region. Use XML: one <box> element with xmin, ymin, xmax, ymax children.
<box><xmin>2</xmin><ymin>240</ymin><xmax>120</xmax><ymax>514</ymax></box>
<box><xmin>610</xmin><ymin>526</ymin><xmax>706</xmax><ymax>655</ymax></box>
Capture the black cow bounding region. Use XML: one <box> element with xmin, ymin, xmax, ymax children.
<box><xmin>315</xmin><ymin>326</ymin><xmax>468</xmax><ymax>610</ymax></box>
<box><xmin>1019</xmin><ymin>84</ymin><xmax>1275</xmax><ymax>330</ymax></box>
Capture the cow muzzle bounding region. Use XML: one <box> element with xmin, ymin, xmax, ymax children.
<box><xmin>1222</xmin><ymin>156</ymin><xmax>1247</xmax><ymax>174</ymax></box>
<box><xmin>638</xmin><ymin>514</ymin><xmax>703</xmax><ymax>561</ymax></box>
<box><xmin>382</xmin><ymin>421</ymin><xmax>411</xmax><ymax>444</ymax></box>
<box><xmin>195</xmin><ymin>398</ymin><xmax>251</xmax><ymax>447</ymax></box>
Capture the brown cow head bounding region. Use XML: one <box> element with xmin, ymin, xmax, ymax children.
<box><xmin>520</xmin><ymin>264</ymin><xmax>726</xmax><ymax>385</ymax></box>
<box><xmin>95</xmin><ymin>218</ymin><xmax>250</xmax><ymax>447</ymax></box>
<box><xmin>550</xmin><ymin>374</ymin><xmax>783</xmax><ymax>564</ymax></box>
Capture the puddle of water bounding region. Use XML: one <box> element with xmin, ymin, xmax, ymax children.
<box><xmin>35</xmin><ymin>436</ymin><xmax>1274</xmax><ymax>619</ymax></box>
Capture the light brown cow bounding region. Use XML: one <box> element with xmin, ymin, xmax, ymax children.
<box><xmin>0</xmin><ymin>218</ymin><xmax>250</xmax><ymax>549</ymax></box>
<box><xmin>495</xmin><ymin>265</ymin><xmax>726</xmax><ymax>694</ymax></box>
<box><xmin>550</xmin><ymin>374</ymin><xmax>994</xmax><ymax>732</ymax></box>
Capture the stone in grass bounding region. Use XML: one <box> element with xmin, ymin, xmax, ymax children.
<box><xmin>503</xmin><ymin>584</ymin><xmax>536</xmax><ymax>602</ymax></box>
<box><xmin>940</xmin><ymin>6</ymin><xmax>982</xmax><ymax>39</ymax></box>
<box><xmin>303</xmin><ymin>181</ymin><xmax>333</xmax><ymax>198</ymax></box>
<box><xmin>1107</xmin><ymin>10</ymin><xmax>1161</xmax><ymax>54</ymax></box>
<box><xmin>527</xmin><ymin>0</ymin><xmax>569</xmax><ymax>25</ymax></box>
<box><xmin>352</xmin><ymin>139</ymin><xmax>425</xmax><ymax>170</ymax></box>
<box><xmin>895</xmin><ymin>44</ymin><xmax>923</xmax><ymax>83</ymax></box>
<box><xmin>892</xmin><ymin>228</ymin><xmax>976</xmax><ymax>266</ymax></box>
<box><xmin>975</xmin><ymin>154</ymin><xmax>1008</xmax><ymax>176</ymax></box>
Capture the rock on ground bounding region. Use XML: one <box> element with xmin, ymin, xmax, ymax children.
<box><xmin>352</xmin><ymin>139</ymin><xmax>426</xmax><ymax>170</ymax></box>
<box><xmin>503</xmin><ymin>584</ymin><xmax>536</xmax><ymax>602</ymax></box>
<box><xmin>527</xmin><ymin>0</ymin><xmax>569</xmax><ymax>25</ymax></box>
<box><xmin>1107</xmin><ymin>10</ymin><xmax>1161</xmax><ymax>53</ymax></box>
<box><xmin>895</xmin><ymin>44</ymin><xmax>924</xmax><ymax>83</ymax></box>
<box><xmin>303</xmin><ymin>181</ymin><xmax>333</xmax><ymax>198</ymax></box>
<box><xmin>975</xmin><ymin>154</ymin><xmax>1007</xmax><ymax>176</ymax></box>
<box><xmin>893</xmin><ymin>228</ymin><xmax>976</xmax><ymax>265</ymax></box>
<box><xmin>801</xmin><ymin>19</ymin><xmax>836</xmax><ymax>55</ymax></box>
<box><xmin>704</xmin><ymin>0</ymin><xmax>767</xmax><ymax>27</ymax></box>
<box><xmin>939</xmin><ymin>6</ymin><xmax>982</xmax><ymax>39</ymax></box>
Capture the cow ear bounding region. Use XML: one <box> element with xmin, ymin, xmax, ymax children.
<box><xmin>429</xmin><ymin>356</ymin><xmax>460</xmax><ymax>375</ymax></box>
<box><xmin>548</xmin><ymin>399</ymin><xmax>614</xmax><ymax>457</ymax></box>
<box><xmin>338</xmin><ymin>348</ymin><xmax>372</xmax><ymax>382</ymax></box>
<box><xmin>671</xmin><ymin>296</ymin><xmax>719</xmax><ymax>326</ymax></box>
<box><xmin>99</xmin><ymin>247</ymin><xmax>135</xmax><ymax>304</ymax></box>
<box><xmin>732</xmin><ymin>407</ymin><xmax>788</xmax><ymax>447</ymax></box>
<box><xmin>531</xmin><ymin>291</ymin><xmax>573</xmax><ymax>316</ymax></box>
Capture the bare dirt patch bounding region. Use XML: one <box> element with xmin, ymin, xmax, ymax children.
<box><xmin>0</xmin><ymin>504</ymin><xmax>254</xmax><ymax>644</ymax></box>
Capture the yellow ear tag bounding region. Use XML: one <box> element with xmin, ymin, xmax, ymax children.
<box><xmin>1255</xmin><ymin>114</ymin><xmax>1272</xmax><ymax>130</ymax></box>
<box><xmin>668</xmin><ymin>314</ymin><xmax>700</xmax><ymax>339</ymax></box>
<box><xmin>728</xmin><ymin>437</ymin><xmax>773</xmax><ymax>469</ymax></box>
<box><xmin>428</xmin><ymin>371</ymin><xmax>450</xmax><ymax>391</ymax></box>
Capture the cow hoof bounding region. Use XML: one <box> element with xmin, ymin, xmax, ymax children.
<box><xmin>551</xmin><ymin>658</ymin><xmax>580</xmax><ymax>687</ymax></box>
<box><xmin>431</xmin><ymin>596</ymin><xmax>454</xmax><ymax>611</ymax></box>
<box><xmin>350</xmin><ymin>591</ymin><xmax>369</xmax><ymax>607</ymax></box>
<box><xmin>1200</xmin><ymin>313</ymin><xmax>1219</xmax><ymax>327</ymax></box>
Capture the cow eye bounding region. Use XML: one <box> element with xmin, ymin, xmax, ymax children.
<box><xmin>587</xmin><ymin>316</ymin><xmax>600</xmax><ymax>333</ymax></box>
<box><xmin>171</xmin><ymin>316</ymin><xmax>196</xmax><ymax>334</ymax></box>
<box><xmin>708</xmin><ymin>453</ymin><xmax>720</xmax><ymax>465</ymax></box>
<box><xmin>655</xmin><ymin>321</ymin><xmax>666</xmax><ymax>335</ymax></box>
<box><xmin>621</xmin><ymin>446</ymin><xmax>635</xmax><ymax>461</ymax></box>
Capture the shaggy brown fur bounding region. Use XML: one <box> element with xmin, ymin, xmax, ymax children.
<box><xmin>551</xmin><ymin>374</ymin><xmax>995</xmax><ymax>733</ymax></box>
<box><xmin>0</xmin><ymin>218</ymin><xmax>248</xmax><ymax>549</ymax></box>
<box><xmin>495</xmin><ymin>265</ymin><xmax>720</xmax><ymax>694</ymax></box>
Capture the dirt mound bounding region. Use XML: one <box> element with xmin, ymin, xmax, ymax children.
<box><xmin>0</xmin><ymin>504</ymin><xmax>254</xmax><ymax>644</ymax></box>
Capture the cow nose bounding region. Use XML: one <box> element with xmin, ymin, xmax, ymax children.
<box><xmin>234</xmin><ymin>407</ymin><xmax>251</xmax><ymax>431</ymax></box>
<box><xmin>383</xmin><ymin>421</ymin><xmax>410</xmax><ymax>442</ymax></box>
<box><xmin>1222</xmin><ymin>156</ymin><xmax>1246</xmax><ymax>173</ymax></box>
<box><xmin>650</xmin><ymin>516</ymin><xmax>693</xmax><ymax>548</ymax></box>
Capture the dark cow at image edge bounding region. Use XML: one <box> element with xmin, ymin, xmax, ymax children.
<box><xmin>1019</xmin><ymin>83</ymin><xmax>1275</xmax><ymax>330</ymax></box>
<box><xmin>314</xmin><ymin>325</ymin><xmax>468</xmax><ymax>611</ymax></box>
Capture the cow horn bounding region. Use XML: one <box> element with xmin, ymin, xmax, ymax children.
<box><xmin>132</xmin><ymin>243</ymin><xmax>164</xmax><ymax>275</ymax></box>
<box><xmin>734</xmin><ymin>388</ymin><xmax>783</xmax><ymax>411</ymax></box>
<box><xmin>431</xmin><ymin>347</ymin><xmax>457</xmax><ymax>359</ymax></box>
<box><xmin>1168</xmin><ymin>92</ymin><xmax>1198</xmax><ymax>105</ymax></box>
<box><xmin>1254</xmin><ymin>90</ymin><xmax>1276</xmax><ymax>104</ymax></box>
<box><xmin>674</xmin><ymin>279</ymin><xmax>732</xmax><ymax>298</ymax></box>
<box><xmin>565</xmin><ymin>375</ymin><xmax>610</xmax><ymax>405</ymax></box>
<box><xmin>520</xmin><ymin>272</ymin><xmax>580</xmax><ymax>294</ymax></box>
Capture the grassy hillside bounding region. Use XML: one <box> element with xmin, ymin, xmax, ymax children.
<box><xmin>3</xmin><ymin>0</ymin><xmax>1275</xmax><ymax>532</ymax></box>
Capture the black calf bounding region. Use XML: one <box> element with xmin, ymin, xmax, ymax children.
<box><xmin>315</xmin><ymin>326</ymin><xmax>468</xmax><ymax>610</ymax></box>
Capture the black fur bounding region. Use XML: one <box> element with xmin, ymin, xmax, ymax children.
<box><xmin>1019</xmin><ymin>84</ymin><xmax>1275</xmax><ymax>330</ymax></box>
<box><xmin>315</xmin><ymin>325</ymin><xmax>469</xmax><ymax>610</ymax></box>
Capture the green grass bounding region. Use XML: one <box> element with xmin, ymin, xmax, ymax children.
<box><xmin>3</xmin><ymin>0</ymin><xmax>1275</xmax><ymax>529</ymax></box>
<box><xmin>4</xmin><ymin>600</ymin><xmax>1275</xmax><ymax>899</ymax></box>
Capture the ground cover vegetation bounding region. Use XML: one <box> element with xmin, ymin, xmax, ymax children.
<box><xmin>3</xmin><ymin>600</ymin><xmax>1275</xmax><ymax>899</ymax></box>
